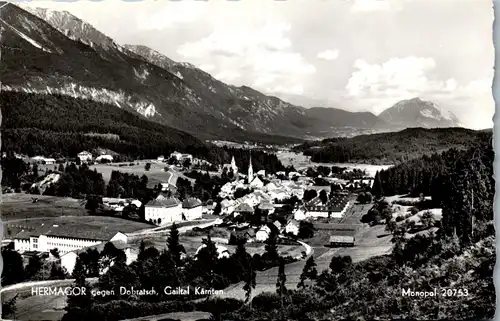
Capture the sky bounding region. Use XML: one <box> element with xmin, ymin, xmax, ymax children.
<box><xmin>23</xmin><ymin>0</ymin><xmax>495</xmax><ymax>129</ymax></box>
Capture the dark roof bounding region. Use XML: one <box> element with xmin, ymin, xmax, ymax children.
<box><xmin>13</xmin><ymin>224</ymin><xmax>122</xmax><ymax>241</ymax></box>
<box><xmin>70</xmin><ymin>240</ymin><xmax>133</xmax><ymax>256</ymax></box>
<box><xmin>146</xmin><ymin>195</ymin><xmax>181</xmax><ymax>208</ymax></box>
<box><xmin>182</xmin><ymin>197</ymin><xmax>202</xmax><ymax>209</ymax></box>
<box><xmin>258</xmin><ymin>202</ymin><xmax>274</xmax><ymax>210</ymax></box>
<box><xmin>234</xmin><ymin>202</ymin><xmax>254</xmax><ymax>213</ymax></box>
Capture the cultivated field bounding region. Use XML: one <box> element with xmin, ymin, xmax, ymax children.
<box><xmin>1</xmin><ymin>193</ymin><xmax>88</xmax><ymax>222</ymax></box>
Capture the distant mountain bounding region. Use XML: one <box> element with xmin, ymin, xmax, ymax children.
<box><xmin>293</xmin><ymin>127</ymin><xmax>486</xmax><ymax>165</ymax></box>
<box><xmin>379</xmin><ymin>97</ymin><xmax>463</xmax><ymax>129</ymax></box>
<box><xmin>3</xmin><ymin>4</ymin><xmax>465</xmax><ymax>143</ymax></box>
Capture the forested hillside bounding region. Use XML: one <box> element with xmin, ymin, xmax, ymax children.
<box><xmin>294</xmin><ymin>127</ymin><xmax>486</xmax><ymax>164</ymax></box>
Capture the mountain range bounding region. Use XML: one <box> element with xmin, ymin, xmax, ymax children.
<box><xmin>1</xmin><ymin>3</ymin><xmax>462</xmax><ymax>144</ymax></box>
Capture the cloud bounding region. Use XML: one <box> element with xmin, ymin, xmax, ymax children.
<box><xmin>136</xmin><ymin>2</ymin><xmax>206</xmax><ymax>30</ymax></box>
<box><xmin>197</xmin><ymin>64</ymin><xmax>216</xmax><ymax>72</ymax></box>
<box><xmin>344</xmin><ymin>56</ymin><xmax>493</xmax><ymax>129</ymax></box>
<box><xmin>177</xmin><ymin>21</ymin><xmax>315</xmax><ymax>95</ymax></box>
<box><xmin>177</xmin><ymin>22</ymin><xmax>292</xmax><ymax>58</ymax></box>
<box><xmin>266</xmin><ymin>84</ymin><xmax>305</xmax><ymax>96</ymax></box>
<box><xmin>317</xmin><ymin>49</ymin><xmax>340</xmax><ymax>60</ymax></box>
<box><xmin>214</xmin><ymin>70</ymin><xmax>241</xmax><ymax>82</ymax></box>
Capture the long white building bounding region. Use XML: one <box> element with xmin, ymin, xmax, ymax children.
<box><xmin>13</xmin><ymin>225</ymin><xmax>127</xmax><ymax>255</ymax></box>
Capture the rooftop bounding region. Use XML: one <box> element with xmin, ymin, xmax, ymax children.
<box><xmin>182</xmin><ymin>197</ymin><xmax>202</xmax><ymax>209</ymax></box>
<box><xmin>146</xmin><ymin>195</ymin><xmax>181</xmax><ymax>208</ymax></box>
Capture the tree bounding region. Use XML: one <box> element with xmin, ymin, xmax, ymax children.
<box><xmin>319</xmin><ymin>189</ymin><xmax>328</xmax><ymax>205</ymax></box>
<box><xmin>303</xmin><ymin>189</ymin><xmax>318</xmax><ymax>203</ymax></box>
<box><xmin>2</xmin><ymin>295</ymin><xmax>18</xmax><ymax>319</ymax></box>
<box><xmin>50</xmin><ymin>248</ymin><xmax>60</xmax><ymax>259</ymax></box>
<box><xmin>264</xmin><ymin>230</ymin><xmax>279</xmax><ymax>263</ymax></box>
<box><xmin>145</xmin><ymin>162</ymin><xmax>151</xmax><ymax>171</ymax></box>
<box><xmin>298</xmin><ymin>221</ymin><xmax>315</xmax><ymax>239</ymax></box>
<box><xmin>167</xmin><ymin>223</ymin><xmax>185</xmax><ymax>267</ymax></box>
<box><xmin>213</xmin><ymin>201</ymin><xmax>222</xmax><ymax>216</ymax></box>
<box><xmin>372</xmin><ymin>171</ymin><xmax>384</xmax><ymax>198</ymax></box>
<box><xmin>421</xmin><ymin>211</ymin><xmax>436</xmax><ymax>229</ymax></box>
<box><xmin>58</xmin><ymin>163</ymin><xmax>65</xmax><ymax>172</ymax></box>
<box><xmin>298</xmin><ymin>256</ymin><xmax>317</xmax><ymax>288</ymax></box>
<box><xmin>26</xmin><ymin>255</ymin><xmax>43</xmax><ymax>280</ymax></box>
<box><xmin>1</xmin><ymin>248</ymin><xmax>25</xmax><ymax>285</ymax></box>
<box><xmin>182</xmin><ymin>158</ymin><xmax>192</xmax><ymax>168</ymax></box>
<box><xmin>50</xmin><ymin>262</ymin><xmax>67</xmax><ymax>280</ymax></box>
<box><xmin>276</xmin><ymin>258</ymin><xmax>287</xmax><ymax>318</ymax></box>
<box><xmin>85</xmin><ymin>195</ymin><xmax>102</xmax><ymax>214</ymax></box>
<box><xmin>32</xmin><ymin>163</ymin><xmax>39</xmax><ymax>178</ymax></box>
<box><xmin>64</xmin><ymin>255</ymin><xmax>93</xmax><ymax>321</ymax></box>
<box><xmin>329</xmin><ymin>255</ymin><xmax>352</xmax><ymax>275</ymax></box>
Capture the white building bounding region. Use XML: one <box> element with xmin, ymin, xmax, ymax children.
<box><xmin>256</xmin><ymin>225</ymin><xmax>271</xmax><ymax>242</ymax></box>
<box><xmin>44</xmin><ymin>158</ymin><xmax>56</xmax><ymax>165</ymax></box>
<box><xmin>157</xmin><ymin>155</ymin><xmax>165</xmax><ymax>162</ymax></box>
<box><xmin>221</xmin><ymin>199</ymin><xmax>236</xmax><ymax>215</ymax></box>
<box><xmin>293</xmin><ymin>208</ymin><xmax>307</xmax><ymax>221</ymax></box>
<box><xmin>78</xmin><ymin>151</ymin><xmax>93</xmax><ymax>162</ymax></box>
<box><xmin>285</xmin><ymin>220</ymin><xmax>299</xmax><ymax>236</ymax></box>
<box><xmin>249</xmin><ymin>177</ymin><xmax>264</xmax><ymax>189</ymax></box>
<box><xmin>13</xmin><ymin>226</ymin><xmax>128</xmax><ymax>256</ymax></box>
<box><xmin>182</xmin><ymin>198</ymin><xmax>203</xmax><ymax>221</ymax></box>
<box><xmin>144</xmin><ymin>195</ymin><xmax>182</xmax><ymax>225</ymax></box>
<box><xmin>60</xmin><ymin>238</ymin><xmax>137</xmax><ymax>275</ymax></box>
<box><xmin>96</xmin><ymin>155</ymin><xmax>114</xmax><ymax>163</ymax></box>
<box><xmin>170</xmin><ymin>151</ymin><xmax>183</xmax><ymax>160</ymax></box>
<box><xmin>195</xmin><ymin>243</ymin><xmax>231</xmax><ymax>259</ymax></box>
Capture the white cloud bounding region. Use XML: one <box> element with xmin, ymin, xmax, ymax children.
<box><xmin>198</xmin><ymin>64</ymin><xmax>216</xmax><ymax>72</ymax></box>
<box><xmin>317</xmin><ymin>49</ymin><xmax>340</xmax><ymax>60</ymax></box>
<box><xmin>344</xmin><ymin>56</ymin><xmax>493</xmax><ymax>129</ymax></box>
<box><xmin>177</xmin><ymin>21</ymin><xmax>315</xmax><ymax>95</ymax></box>
<box><xmin>214</xmin><ymin>70</ymin><xmax>241</xmax><ymax>83</ymax></box>
<box><xmin>136</xmin><ymin>2</ymin><xmax>206</xmax><ymax>30</ymax></box>
<box><xmin>266</xmin><ymin>84</ymin><xmax>305</xmax><ymax>96</ymax></box>
<box><xmin>177</xmin><ymin>22</ymin><xmax>292</xmax><ymax>58</ymax></box>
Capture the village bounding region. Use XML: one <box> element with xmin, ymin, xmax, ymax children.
<box><xmin>3</xmin><ymin>148</ymin><xmax>384</xmax><ymax>282</ymax></box>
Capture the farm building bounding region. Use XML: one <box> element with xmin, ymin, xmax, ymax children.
<box><xmin>157</xmin><ymin>155</ymin><xmax>165</xmax><ymax>161</ymax></box>
<box><xmin>329</xmin><ymin>230</ymin><xmax>356</xmax><ymax>247</ymax></box>
<box><xmin>304</xmin><ymin>196</ymin><xmax>350</xmax><ymax>219</ymax></box>
<box><xmin>96</xmin><ymin>155</ymin><xmax>114</xmax><ymax>163</ymax></box>
<box><xmin>285</xmin><ymin>220</ymin><xmax>299</xmax><ymax>236</ymax></box>
<box><xmin>144</xmin><ymin>195</ymin><xmax>182</xmax><ymax>225</ymax></box>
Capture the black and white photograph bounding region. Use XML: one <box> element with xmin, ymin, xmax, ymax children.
<box><xmin>0</xmin><ymin>0</ymin><xmax>496</xmax><ymax>320</ymax></box>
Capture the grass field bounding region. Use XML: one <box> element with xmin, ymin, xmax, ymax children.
<box><xmin>4</xmin><ymin>216</ymin><xmax>152</xmax><ymax>241</ymax></box>
<box><xmin>90</xmin><ymin>163</ymin><xmax>194</xmax><ymax>187</ymax></box>
<box><xmin>1</xmin><ymin>193</ymin><xmax>88</xmax><ymax>222</ymax></box>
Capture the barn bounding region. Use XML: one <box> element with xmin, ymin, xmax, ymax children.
<box><xmin>329</xmin><ymin>230</ymin><xmax>356</xmax><ymax>247</ymax></box>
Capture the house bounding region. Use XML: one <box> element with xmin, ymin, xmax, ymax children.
<box><xmin>44</xmin><ymin>158</ymin><xmax>56</xmax><ymax>165</ymax></box>
<box><xmin>181</xmin><ymin>154</ymin><xmax>193</xmax><ymax>161</ymax></box>
<box><xmin>13</xmin><ymin>225</ymin><xmax>127</xmax><ymax>256</ymax></box>
<box><xmin>258</xmin><ymin>201</ymin><xmax>275</xmax><ymax>215</ymax></box>
<box><xmin>170</xmin><ymin>151</ymin><xmax>183</xmax><ymax>161</ymax></box>
<box><xmin>256</xmin><ymin>225</ymin><xmax>271</xmax><ymax>242</ymax></box>
<box><xmin>31</xmin><ymin>156</ymin><xmax>46</xmax><ymax>163</ymax></box>
<box><xmin>273</xmin><ymin>220</ymin><xmax>282</xmax><ymax>231</ymax></box>
<box><xmin>257</xmin><ymin>169</ymin><xmax>266</xmax><ymax>177</ymax></box>
<box><xmin>61</xmin><ymin>239</ymin><xmax>137</xmax><ymax>275</ymax></box>
<box><xmin>157</xmin><ymin>155</ymin><xmax>165</xmax><ymax>162</ymax></box>
<box><xmin>202</xmin><ymin>201</ymin><xmax>216</xmax><ymax>215</ymax></box>
<box><xmin>96</xmin><ymin>155</ymin><xmax>114</xmax><ymax>163</ymax></box>
<box><xmin>285</xmin><ymin>220</ymin><xmax>299</xmax><ymax>236</ymax></box>
<box><xmin>78</xmin><ymin>151</ymin><xmax>93</xmax><ymax>162</ymax></box>
<box><xmin>329</xmin><ymin>230</ymin><xmax>356</xmax><ymax>247</ymax></box>
<box><xmin>249</xmin><ymin>177</ymin><xmax>264</xmax><ymax>189</ymax></box>
<box><xmin>304</xmin><ymin>197</ymin><xmax>350</xmax><ymax>219</ymax></box>
<box><xmin>195</xmin><ymin>243</ymin><xmax>231</xmax><ymax>259</ymax></box>
<box><xmin>182</xmin><ymin>197</ymin><xmax>203</xmax><ymax>221</ymax></box>
<box><xmin>144</xmin><ymin>195</ymin><xmax>182</xmax><ymax>225</ymax></box>
<box><xmin>293</xmin><ymin>207</ymin><xmax>307</xmax><ymax>221</ymax></box>
<box><xmin>233</xmin><ymin>202</ymin><xmax>254</xmax><ymax>217</ymax></box>
<box><xmin>220</xmin><ymin>199</ymin><xmax>236</xmax><ymax>215</ymax></box>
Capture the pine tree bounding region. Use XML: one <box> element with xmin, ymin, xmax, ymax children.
<box><xmin>243</xmin><ymin>260</ymin><xmax>256</xmax><ymax>306</ymax></box>
<box><xmin>167</xmin><ymin>223</ymin><xmax>184</xmax><ymax>266</ymax></box>
<box><xmin>372</xmin><ymin>171</ymin><xmax>384</xmax><ymax>198</ymax></box>
<box><xmin>276</xmin><ymin>258</ymin><xmax>287</xmax><ymax>318</ymax></box>
<box><xmin>298</xmin><ymin>256</ymin><xmax>317</xmax><ymax>288</ymax></box>
<box><xmin>64</xmin><ymin>256</ymin><xmax>93</xmax><ymax>321</ymax></box>
<box><xmin>264</xmin><ymin>229</ymin><xmax>279</xmax><ymax>263</ymax></box>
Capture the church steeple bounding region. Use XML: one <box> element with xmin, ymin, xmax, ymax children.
<box><xmin>230</xmin><ymin>156</ymin><xmax>238</xmax><ymax>175</ymax></box>
<box><xmin>248</xmin><ymin>154</ymin><xmax>253</xmax><ymax>184</ymax></box>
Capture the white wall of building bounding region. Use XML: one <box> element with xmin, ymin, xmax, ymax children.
<box><xmin>145</xmin><ymin>205</ymin><xmax>183</xmax><ymax>225</ymax></box>
<box><xmin>285</xmin><ymin>224</ymin><xmax>299</xmax><ymax>236</ymax></box>
<box><xmin>183</xmin><ymin>206</ymin><xmax>202</xmax><ymax>221</ymax></box>
<box><xmin>14</xmin><ymin>235</ymin><xmax>102</xmax><ymax>255</ymax></box>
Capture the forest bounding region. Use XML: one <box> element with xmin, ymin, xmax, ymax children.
<box><xmin>293</xmin><ymin>127</ymin><xmax>489</xmax><ymax>164</ymax></box>
<box><xmin>0</xmin><ymin>91</ymin><xmax>287</xmax><ymax>170</ymax></box>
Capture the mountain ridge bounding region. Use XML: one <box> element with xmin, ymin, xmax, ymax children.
<box><xmin>4</xmin><ymin>3</ymin><xmax>463</xmax><ymax>142</ymax></box>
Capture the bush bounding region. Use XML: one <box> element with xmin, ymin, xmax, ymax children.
<box><xmin>252</xmin><ymin>293</ymin><xmax>281</xmax><ymax>312</ymax></box>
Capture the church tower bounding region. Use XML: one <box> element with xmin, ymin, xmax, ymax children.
<box><xmin>248</xmin><ymin>155</ymin><xmax>253</xmax><ymax>184</ymax></box>
<box><xmin>230</xmin><ymin>156</ymin><xmax>238</xmax><ymax>175</ymax></box>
